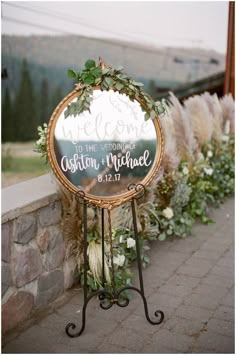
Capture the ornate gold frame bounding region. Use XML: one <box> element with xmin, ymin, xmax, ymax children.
<box><xmin>47</xmin><ymin>88</ymin><xmax>164</xmax><ymax>209</ymax></box>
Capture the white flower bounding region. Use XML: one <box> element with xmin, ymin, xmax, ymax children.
<box><xmin>204</xmin><ymin>167</ymin><xmax>214</xmax><ymax>176</ymax></box>
<box><xmin>207</xmin><ymin>151</ymin><xmax>213</xmax><ymax>158</ymax></box>
<box><xmin>163</xmin><ymin>207</ymin><xmax>174</xmax><ymax>220</ymax></box>
<box><xmin>182</xmin><ymin>167</ymin><xmax>189</xmax><ymax>175</ymax></box>
<box><xmin>114</xmin><ymin>254</ymin><xmax>125</xmax><ymax>267</ymax></box>
<box><xmin>119</xmin><ymin>235</ymin><xmax>123</xmax><ymax>243</ymax></box>
<box><xmin>127</xmin><ymin>237</ymin><xmax>136</xmax><ymax>248</ymax></box>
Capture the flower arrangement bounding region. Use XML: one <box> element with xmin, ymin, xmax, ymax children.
<box><xmin>35</xmin><ymin>65</ymin><xmax>235</xmax><ymax>293</ymax></box>
<box><xmin>34</xmin><ymin>123</ymin><xmax>48</xmax><ymax>160</ymax></box>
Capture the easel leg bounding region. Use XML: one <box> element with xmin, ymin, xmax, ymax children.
<box><xmin>101</xmin><ymin>208</ymin><xmax>105</xmax><ymax>287</ymax></box>
<box><xmin>99</xmin><ymin>208</ymin><xmax>106</xmax><ymax>300</ymax></box>
<box><xmin>65</xmin><ymin>200</ymin><xmax>88</xmax><ymax>337</ymax></box>
<box><xmin>131</xmin><ymin>198</ymin><xmax>164</xmax><ymax>325</ymax></box>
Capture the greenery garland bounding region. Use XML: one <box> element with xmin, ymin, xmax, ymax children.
<box><xmin>65</xmin><ymin>58</ymin><xmax>168</xmax><ymax>120</ymax></box>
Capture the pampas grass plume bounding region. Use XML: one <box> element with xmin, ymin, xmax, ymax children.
<box><xmin>184</xmin><ymin>95</ymin><xmax>213</xmax><ymax>148</ymax></box>
<box><xmin>87</xmin><ymin>241</ymin><xmax>111</xmax><ymax>285</ymax></box>
<box><xmin>220</xmin><ymin>94</ymin><xmax>235</xmax><ymax>134</ymax></box>
<box><xmin>201</xmin><ymin>92</ymin><xmax>222</xmax><ymax>143</ymax></box>
<box><xmin>160</xmin><ymin>113</ymin><xmax>180</xmax><ymax>173</ymax></box>
<box><xmin>168</xmin><ymin>92</ymin><xmax>197</xmax><ymax>161</ymax></box>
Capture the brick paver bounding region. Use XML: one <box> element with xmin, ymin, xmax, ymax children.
<box><xmin>2</xmin><ymin>198</ymin><xmax>234</xmax><ymax>354</ymax></box>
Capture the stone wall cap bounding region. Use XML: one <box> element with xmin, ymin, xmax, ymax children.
<box><xmin>2</xmin><ymin>174</ymin><xmax>59</xmax><ymax>223</ymax></box>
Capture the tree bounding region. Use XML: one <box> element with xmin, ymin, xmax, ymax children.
<box><xmin>14</xmin><ymin>59</ymin><xmax>37</xmax><ymax>141</ymax></box>
<box><xmin>2</xmin><ymin>87</ymin><xmax>14</xmax><ymax>142</ymax></box>
<box><xmin>50</xmin><ymin>86</ymin><xmax>63</xmax><ymax>117</ymax></box>
<box><xmin>39</xmin><ymin>78</ymin><xmax>50</xmax><ymax>125</ymax></box>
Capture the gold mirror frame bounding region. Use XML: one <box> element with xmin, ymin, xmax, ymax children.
<box><xmin>47</xmin><ymin>88</ymin><xmax>164</xmax><ymax>209</ymax></box>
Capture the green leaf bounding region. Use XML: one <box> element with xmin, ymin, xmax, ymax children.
<box><xmin>84</xmin><ymin>74</ymin><xmax>95</xmax><ymax>85</ymax></box>
<box><xmin>150</xmin><ymin>110</ymin><xmax>156</xmax><ymax>119</ymax></box>
<box><xmin>102</xmin><ymin>68</ymin><xmax>111</xmax><ymax>75</ymax></box>
<box><xmin>158</xmin><ymin>233</ymin><xmax>166</xmax><ymax>241</ymax></box>
<box><xmin>132</xmin><ymin>81</ymin><xmax>144</xmax><ymax>87</ymax></box>
<box><xmin>67</xmin><ymin>69</ymin><xmax>76</xmax><ymax>78</ymax></box>
<box><xmin>115</xmin><ymin>82</ymin><xmax>124</xmax><ymax>90</ymax></box>
<box><xmin>104</xmin><ymin>77</ymin><xmax>114</xmax><ymax>87</ymax></box>
<box><xmin>95</xmin><ymin>77</ymin><xmax>102</xmax><ymax>85</ymax></box>
<box><xmin>143</xmin><ymin>245</ymin><xmax>150</xmax><ymax>251</ymax></box>
<box><xmin>85</xmin><ymin>59</ymin><xmax>96</xmax><ymax>69</ymax></box>
<box><xmin>144</xmin><ymin>112</ymin><xmax>150</xmax><ymax>121</ymax></box>
<box><xmin>101</xmin><ymin>81</ymin><xmax>109</xmax><ymax>90</ymax></box>
<box><xmin>195</xmin><ymin>209</ymin><xmax>202</xmax><ymax>216</ymax></box>
<box><xmin>75</xmin><ymin>100</ymin><xmax>82</xmax><ymax>111</ymax></box>
<box><xmin>91</xmin><ymin>67</ymin><xmax>102</xmax><ymax>78</ymax></box>
<box><xmin>64</xmin><ymin>108</ymin><xmax>70</xmax><ymax>118</ymax></box>
<box><xmin>143</xmin><ymin>255</ymin><xmax>150</xmax><ymax>264</ymax></box>
<box><xmin>69</xmin><ymin>102</ymin><xmax>76</xmax><ymax>116</ymax></box>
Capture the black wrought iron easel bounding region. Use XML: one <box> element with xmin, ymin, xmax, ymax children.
<box><xmin>65</xmin><ymin>184</ymin><xmax>164</xmax><ymax>338</ymax></box>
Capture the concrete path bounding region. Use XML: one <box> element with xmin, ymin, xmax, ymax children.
<box><xmin>2</xmin><ymin>198</ymin><xmax>234</xmax><ymax>354</ymax></box>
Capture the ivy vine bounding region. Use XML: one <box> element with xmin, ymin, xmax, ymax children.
<box><xmin>64</xmin><ymin>58</ymin><xmax>168</xmax><ymax>120</ymax></box>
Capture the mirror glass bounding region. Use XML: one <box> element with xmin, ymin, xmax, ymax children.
<box><xmin>53</xmin><ymin>89</ymin><xmax>158</xmax><ymax>197</ymax></box>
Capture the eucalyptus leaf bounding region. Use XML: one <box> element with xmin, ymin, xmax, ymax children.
<box><xmin>104</xmin><ymin>77</ymin><xmax>114</xmax><ymax>87</ymax></box>
<box><xmin>95</xmin><ymin>78</ymin><xmax>102</xmax><ymax>85</ymax></box>
<box><xmin>91</xmin><ymin>67</ymin><xmax>102</xmax><ymax>78</ymax></box>
<box><xmin>70</xmin><ymin>102</ymin><xmax>76</xmax><ymax>116</ymax></box>
<box><xmin>115</xmin><ymin>82</ymin><xmax>124</xmax><ymax>90</ymax></box>
<box><xmin>84</xmin><ymin>75</ymin><xmax>95</xmax><ymax>85</ymax></box>
<box><xmin>85</xmin><ymin>59</ymin><xmax>96</xmax><ymax>69</ymax></box>
<box><xmin>67</xmin><ymin>69</ymin><xmax>76</xmax><ymax>78</ymax></box>
<box><xmin>132</xmin><ymin>81</ymin><xmax>144</xmax><ymax>87</ymax></box>
<box><xmin>158</xmin><ymin>233</ymin><xmax>166</xmax><ymax>241</ymax></box>
<box><xmin>150</xmin><ymin>110</ymin><xmax>156</xmax><ymax>119</ymax></box>
<box><xmin>64</xmin><ymin>108</ymin><xmax>70</xmax><ymax>118</ymax></box>
<box><xmin>101</xmin><ymin>81</ymin><xmax>109</xmax><ymax>90</ymax></box>
<box><xmin>102</xmin><ymin>68</ymin><xmax>111</xmax><ymax>75</ymax></box>
<box><xmin>75</xmin><ymin>100</ymin><xmax>81</xmax><ymax>111</ymax></box>
<box><xmin>143</xmin><ymin>256</ymin><xmax>150</xmax><ymax>263</ymax></box>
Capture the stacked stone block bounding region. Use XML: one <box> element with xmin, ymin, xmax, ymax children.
<box><xmin>2</xmin><ymin>200</ymin><xmax>74</xmax><ymax>334</ymax></box>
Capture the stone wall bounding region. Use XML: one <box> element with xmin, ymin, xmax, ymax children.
<box><xmin>2</xmin><ymin>174</ymin><xmax>74</xmax><ymax>334</ymax></box>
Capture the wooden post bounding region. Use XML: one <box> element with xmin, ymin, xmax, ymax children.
<box><xmin>224</xmin><ymin>1</ymin><xmax>235</xmax><ymax>98</ymax></box>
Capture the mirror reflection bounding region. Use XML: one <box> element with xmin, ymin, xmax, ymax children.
<box><xmin>54</xmin><ymin>89</ymin><xmax>157</xmax><ymax>196</ymax></box>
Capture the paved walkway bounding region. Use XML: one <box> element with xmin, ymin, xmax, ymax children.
<box><xmin>2</xmin><ymin>198</ymin><xmax>235</xmax><ymax>354</ymax></box>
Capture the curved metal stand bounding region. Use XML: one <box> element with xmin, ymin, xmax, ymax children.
<box><xmin>65</xmin><ymin>184</ymin><xmax>164</xmax><ymax>338</ymax></box>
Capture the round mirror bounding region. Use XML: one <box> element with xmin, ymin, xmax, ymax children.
<box><xmin>47</xmin><ymin>88</ymin><xmax>164</xmax><ymax>208</ymax></box>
